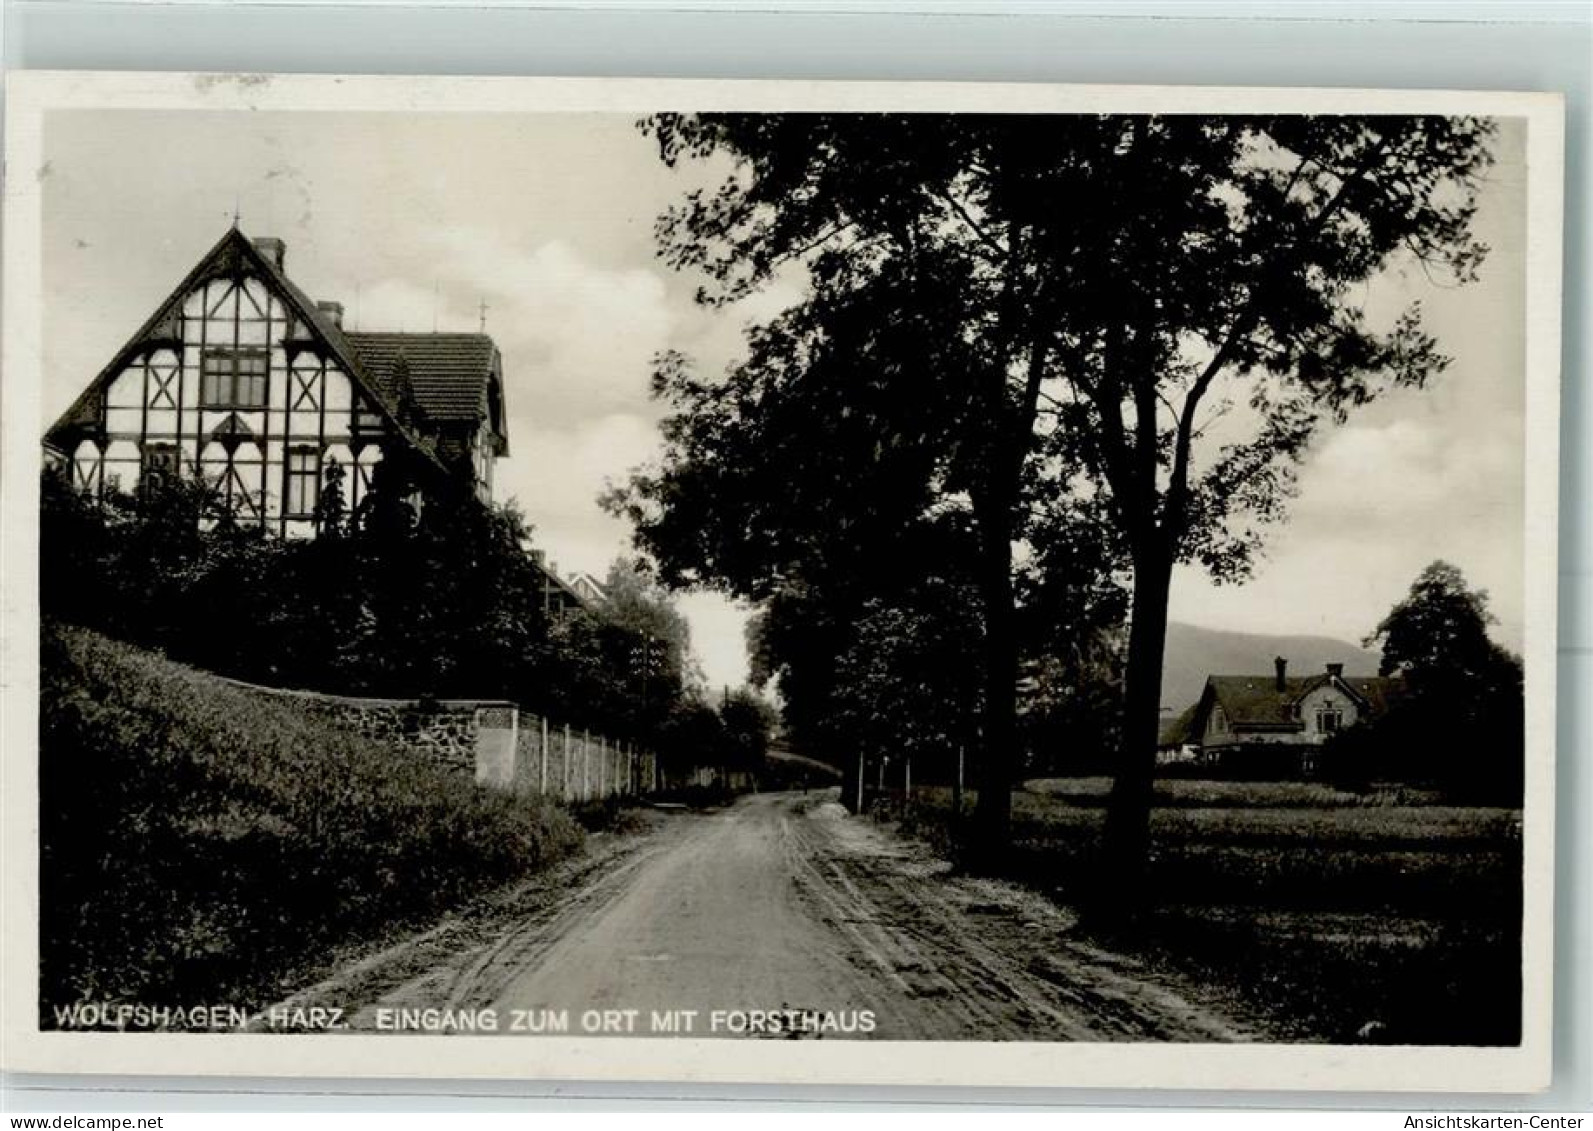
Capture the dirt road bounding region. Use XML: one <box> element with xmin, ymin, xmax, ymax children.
<box><xmin>329</xmin><ymin>792</ymin><xmax>1255</xmax><ymax>1041</ymax></box>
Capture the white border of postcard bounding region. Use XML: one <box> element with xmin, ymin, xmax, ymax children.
<box><xmin>0</xmin><ymin>71</ymin><xmax>1564</xmax><ymax>1093</ymax></box>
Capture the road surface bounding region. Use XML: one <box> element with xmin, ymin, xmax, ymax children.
<box><xmin>318</xmin><ymin>792</ymin><xmax>1253</xmax><ymax>1041</ymax></box>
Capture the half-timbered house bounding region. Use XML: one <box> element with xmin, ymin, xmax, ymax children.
<box><xmin>43</xmin><ymin>228</ymin><xmax>509</xmax><ymax>537</ymax></box>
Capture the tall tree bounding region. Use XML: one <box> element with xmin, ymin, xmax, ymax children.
<box><xmin>617</xmin><ymin>115</ymin><xmax>1067</xmax><ymax>854</ymax></box>
<box><xmin>1363</xmin><ymin>560</ymin><xmax>1523</xmax><ymax>800</ymax></box>
<box><xmin>618</xmin><ymin>113</ymin><xmax>1495</xmax><ymax>885</ymax></box>
<box><xmin>719</xmin><ymin>687</ymin><xmax>780</xmax><ymax>773</ymax></box>
<box><xmin>1025</xmin><ymin>118</ymin><xmax>1495</xmax><ymax>896</ymax></box>
<box><xmin>1370</xmin><ymin>560</ymin><xmax>1508</xmax><ymax>686</ymax></box>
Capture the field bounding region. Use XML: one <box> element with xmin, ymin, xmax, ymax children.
<box><xmin>38</xmin><ymin>623</ymin><xmax>586</xmax><ymax>1019</ymax></box>
<box><xmin>890</xmin><ymin>778</ymin><xmax>1522</xmax><ymax>1045</ymax></box>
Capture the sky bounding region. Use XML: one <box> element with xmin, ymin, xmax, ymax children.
<box><xmin>41</xmin><ymin>110</ymin><xmax>1528</xmax><ymax>688</ymax></box>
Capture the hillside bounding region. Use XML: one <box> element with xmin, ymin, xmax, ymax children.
<box><xmin>39</xmin><ymin>623</ymin><xmax>584</xmax><ymax>1017</ymax></box>
<box><xmin>1161</xmin><ymin>622</ymin><xmax>1382</xmax><ymax>713</ymax></box>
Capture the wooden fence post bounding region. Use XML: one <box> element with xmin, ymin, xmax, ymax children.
<box><xmin>905</xmin><ymin>754</ymin><xmax>912</xmax><ymax>800</ymax></box>
<box><xmin>539</xmin><ymin>716</ymin><xmax>548</xmax><ymax>796</ymax></box>
<box><xmin>582</xmin><ymin>729</ymin><xmax>591</xmax><ymax>799</ymax></box>
<box><xmin>563</xmin><ymin>724</ymin><xmax>571</xmax><ymax>800</ymax></box>
<box><xmin>599</xmin><ymin>736</ymin><xmax>607</xmax><ymax>797</ymax></box>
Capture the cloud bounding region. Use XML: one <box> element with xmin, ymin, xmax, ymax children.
<box><xmin>495</xmin><ymin>411</ymin><xmax>660</xmax><ymax>570</ymax></box>
<box><xmin>1170</xmin><ymin>405</ymin><xmax>1526</xmax><ymax>653</ymax></box>
<box><xmin>430</xmin><ymin>231</ymin><xmax>677</xmax><ymax>422</ymax></box>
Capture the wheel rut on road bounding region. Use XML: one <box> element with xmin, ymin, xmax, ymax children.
<box><xmin>305</xmin><ymin>792</ymin><xmax>1257</xmax><ymax>1042</ymax></box>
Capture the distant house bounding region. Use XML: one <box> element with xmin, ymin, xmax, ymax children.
<box><xmin>43</xmin><ymin>228</ymin><xmax>509</xmax><ymax>537</ymax></box>
<box><xmin>1156</xmin><ymin>704</ymin><xmax>1201</xmax><ymax>765</ymax></box>
<box><xmin>522</xmin><ymin>549</ymin><xmax>600</xmax><ymax>620</ymax></box>
<box><xmin>1184</xmin><ymin>658</ymin><xmax>1405</xmax><ymax>777</ymax></box>
<box><xmin>566</xmin><ymin>571</ymin><xmax>609</xmax><ymax>606</ymax></box>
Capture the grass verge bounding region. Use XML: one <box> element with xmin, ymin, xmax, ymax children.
<box><xmin>39</xmin><ymin>622</ymin><xmax>585</xmax><ymax>1021</ymax></box>
<box><xmin>884</xmin><ymin>782</ymin><xmax>1522</xmax><ymax>1045</ymax></box>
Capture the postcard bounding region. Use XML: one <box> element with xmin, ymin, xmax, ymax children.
<box><xmin>0</xmin><ymin>72</ymin><xmax>1563</xmax><ymax>1092</ymax></box>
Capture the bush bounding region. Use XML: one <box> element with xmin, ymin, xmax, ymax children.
<box><xmin>38</xmin><ymin>471</ymin><xmax>677</xmax><ymax>742</ymax></box>
<box><xmin>39</xmin><ymin>623</ymin><xmax>584</xmax><ymax>1016</ymax></box>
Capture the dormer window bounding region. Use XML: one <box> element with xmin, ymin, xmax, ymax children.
<box><xmin>201</xmin><ymin>347</ymin><xmax>269</xmax><ymax>409</ymax></box>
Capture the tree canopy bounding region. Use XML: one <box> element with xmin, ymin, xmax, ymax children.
<box><xmin>1370</xmin><ymin>561</ymin><xmax>1510</xmax><ymax>685</ymax></box>
<box><xmin>1345</xmin><ymin>560</ymin><xmax>1524</xmax><ymax>802</ymax></box>
<box><xmin>616</xmin><ymin>111</ymin><xmax>1497</xmax><ymax>883</ymax></box>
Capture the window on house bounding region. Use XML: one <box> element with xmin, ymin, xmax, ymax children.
<box><xmin>353</xmin><ymin>396</ymin><xmax>384</xmax><ymax>431</ymax></box>
<box><xmin>200</xmin><ymin>348</ymin><xmax>269</xmax><ymax>409</ymax></box>
<box><xmin>1316</xmin><ymin>708</ymin><xmax>1344</xmax><ymax>734</ymax></box>
<box><xmin>285</xmin><ymin>446</ymin><xmax>320</xmax><ymax>516</ymax></box>
<box><xmin>140</xmin><ymin>442</ymin><xmax>179</xmax><ymax>498</ymax></box>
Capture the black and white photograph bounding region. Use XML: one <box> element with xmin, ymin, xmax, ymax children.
<box><xmin>0</xmin><ymin>74</ymin><xmax>1563</xmax><ymax>1092</ymax></box>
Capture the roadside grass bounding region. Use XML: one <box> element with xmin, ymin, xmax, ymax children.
<box><xmin>1025</xmin><ymin>776</ymin><xmax>1448</xmax><ymax>809</ymax></box>
<box><xmin>568</xmin><ymin>795</ymin><xmax>655</xmax><ymax>835</ymax></box>
<box><xmin>890</xmin><ymin>781</ymin><xmax>1522</xmax><ymax>1045</ymax></box>
<box><xmin>39</xmin><ymin>623</ymin><xmax>586</xmax><ymax>1020</ymax></box>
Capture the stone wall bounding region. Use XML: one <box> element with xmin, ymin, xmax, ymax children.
<box><xmin>221</xmin><ymin>677</ymin><xmax>656</xmax><ymax>799</ymax></box>
<box><xmin>221</xmin><ymin>678</ymin><xmax>492</xmax><ymax>776</ymax></box>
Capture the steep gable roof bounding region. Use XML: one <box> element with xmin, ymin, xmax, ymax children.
<box><xmin>1199</xmin><ymin>670</ymin><xmax>1405</xmax><ymax>732</ymax></box>
<box><xmin>565</xmin><ymin>571</ymin><xmax>609</xmax><ymax>604</ymax></box>
<box><xmin>44</xmin><ymin>228</ymin><xmax>446</xmax><ymax>476</ymax></box>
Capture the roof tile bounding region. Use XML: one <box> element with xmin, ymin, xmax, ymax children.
<box><xmin>345</xmin><ymin>332</ymin><xmax>496</xmax><ymax>425</ymax></box>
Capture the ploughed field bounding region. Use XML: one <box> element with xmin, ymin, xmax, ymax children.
<box><xmin>892</xmin><ymin>777</ymin><xmax>1524</xmax><ymax>1045</ymax></box>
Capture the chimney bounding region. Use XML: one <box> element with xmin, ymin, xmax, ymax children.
<box><xmin>1326</xmin><ymin>662</ymin><xmax>1344</xmax><ymax>679</ymax></box>
<box><xmin>1274</xmin><ymin>656</ymin><xmax>1288</xmax><ymax>691</ymax></box>
<box><xmin>251</xmin><ymin>236</ymin><xmax>286</xmax><ymax>271</ymax></box>
<box><xmin>316</xmin><ymin>300</ymin><xmax>344</xmax><ymax>329</ymax></box>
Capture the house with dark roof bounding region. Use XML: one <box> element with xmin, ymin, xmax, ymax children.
<box><xmin>1183</xmin><ymin>658</ymin><xmax>1405</xmax><ymax>777</ymax></box>
<box><xmin>523</xmin><ymin>548</ymin><xmax>600</xmax><ymax>620</ymax></box>
<box><xmin>43</xmin><ymin>228</ymin><xmax>509</xmax><ymax>537</ymax></box>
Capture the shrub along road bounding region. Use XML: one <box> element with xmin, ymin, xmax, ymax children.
<box><xmin>313</xmin><ymin>792</ymin><xmax>1258</xmax><ymax>1041</ymax></box>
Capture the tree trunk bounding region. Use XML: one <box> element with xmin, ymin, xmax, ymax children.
<box><xmin>1101</xmin><ymin>541</ymin><xmax>1173</xmax><ymax>919</ymax></box>
<box><xmin>969</xmin><ymin>508</ymin><xmax>1017</xmax><ymax>868</ymax></box>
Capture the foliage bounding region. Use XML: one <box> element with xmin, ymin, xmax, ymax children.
<box><xmin>1369</xmin><ymin>560</ymin><xmax>1513</xmax><ymax>686</ymax></box>
<box><xmin>39</xmin><ymin>623</ymin><xmax>584</xmax><ymax>1012</ymax></box>
<box><xmin>719</xmin><ymin>687</ymin><xmax>780</xmax><ymax>769</ymax></box>
<box><xmin>39</xmin><ymin>470</ymin><xmax>699</xmax><ymax>746</ymax></box>
<box><xmin>616</xmin><ymin>112</ymin><xmax>1496</xmax><ymax>881</ymax></box>
<box><xmin>1328</xmin><ymin>561</ymin><xmax>1524</xmax><ymax>802</ymax></box>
